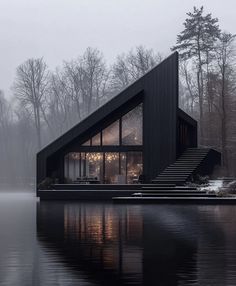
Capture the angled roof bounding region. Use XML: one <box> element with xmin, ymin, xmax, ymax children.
<box><xmin>38</xmin><ymin>52</ymin><xmax>179</xmax><ymax>159</ymax></box>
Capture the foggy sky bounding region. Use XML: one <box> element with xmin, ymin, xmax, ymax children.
<box><xmin>1</xmin><ymin>0</ymin><xmax>235</xmax><ymax>97</ymax></box>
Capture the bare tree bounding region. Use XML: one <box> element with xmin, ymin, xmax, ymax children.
<box><xmin>13</xmin><ymin>58</ymin><xmax>49</xmax><ymax>149</ymax></box>
<box><xmin>14</xmin><ymin>106</ymin><xmax>36</xmax><ymax>183</ymax></box>
<box><xmin>111</xmin><ymin>46</ymin><xmax>162</xmax><ymax>92</ymax></box>
<box><xmin>0</xmin><ymin>92</ymin><xmax>14</xmax><ymax>183</ymax></box>
<box><xmin>179</xmin><ymin>61</ymin><xmax>198</xmax><ymax>114</ymax></box>
<box><xmin>47</xmin><ymin>70</ymin><xmax>76</xmax><ymax>137</ymax></box>
<box><xmin>79</xmin><ymin>47</ymin><xmax>109</xmax><ymax>113</ymax></box>
<box><xmin>63</xmin><ymin>47</ymin><xmax>109</xmax><ymax>119</ymax></box>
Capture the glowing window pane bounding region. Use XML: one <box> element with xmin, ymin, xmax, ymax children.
<box><xmin>102</xmin><ymin>121</ymin><xmax>119</xmax><ymax>145</ymax></box>
<box><xmin>91</xmin><ymin>133</ymin><xmax>101</xmax><ymax>146</ymax></box>
<box><xmin>122</xmin><ymin>104</ymin><xmax>143</xmax><ymax>145</ymax></box>
<box><xmin>86</xmin><ymin>152</ymin><xmax>103</xmax><ymax>181</ymax></box>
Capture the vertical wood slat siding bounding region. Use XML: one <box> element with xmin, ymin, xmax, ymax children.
<box><xmin>143</xmin><ymin>52</ymin><xmax>178</xmax><ymax>181</ymax></box>
<box><xmin>37</xmin><ymin>52</ymin><xmax>179</xmax><ymax>186</ymax></box>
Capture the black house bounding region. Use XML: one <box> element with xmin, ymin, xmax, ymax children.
<box><xmin>37</xmin><ymin>52</ymin><xmax>220</xmax><ymax>190</ymax></box>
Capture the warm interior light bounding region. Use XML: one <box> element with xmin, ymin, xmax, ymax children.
<box><xmin>87</xmin><ymin>153</ymin><xmax>102</xmax><ymax>162</ymax></box>
<box><xmin>106</xmin><ymin>153</ymin><xmax>119</xmax><ymax>163</ymax></box>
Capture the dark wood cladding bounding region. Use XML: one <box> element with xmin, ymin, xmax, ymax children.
<box><xmin>37</xmin><ymin>52</ymin><xmax>196</xmax><ymax>188</ymax></box>
<box><xmin>142</xmin><ymin>52</ymin><xmax>179</xmax><ymax>181</ymax></box>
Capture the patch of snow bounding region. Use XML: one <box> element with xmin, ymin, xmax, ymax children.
<box><xmin>199</xmin><ymin>179</ymin><xmax>223</xmax><ymax>193</ymax></box>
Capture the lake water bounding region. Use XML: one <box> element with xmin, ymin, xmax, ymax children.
<box><xmin>1</xmin><ymin>191</ymin><xmax>236</xmax><ymax>285</ymax></box>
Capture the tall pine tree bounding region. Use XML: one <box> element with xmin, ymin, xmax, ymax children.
<box><xmin>172</xmin><ymin>6</ymin><xmax>221</xmax><ymax>140</ymax></box>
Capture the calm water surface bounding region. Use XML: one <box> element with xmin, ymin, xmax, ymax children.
<box><xmin>1</xmin><ymin>191</ymin><xmax>236</xmax><ymax>285</ymax></box>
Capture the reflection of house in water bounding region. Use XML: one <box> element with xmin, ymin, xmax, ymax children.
<box><xmin>37</xmin><ymin>202</ymin><xmax>206</xmax><ymax>285</ymax></box>
<box><xmin>64</xmin><ymin>204</ymin><xmax>143</xmax><ymax>279</ymax></box>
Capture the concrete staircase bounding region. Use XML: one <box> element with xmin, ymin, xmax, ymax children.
<box><xmin>152</xmin><ymin>148</ymin><xmax>221</xmax><ymax>185</ymax></box>
<box><xmin>112</xmin><ymin>150</ymin><xmax>223</xmax><ymax>202</ymax></box>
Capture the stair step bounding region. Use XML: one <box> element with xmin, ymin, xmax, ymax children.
<box><xmin>169</xmin><ymin>164</ymin><xmax>199</xmax><ymax>167</ymax></box>
<box><xmin>167</xmin><ymin>166</ymin><xmax>197</xmax><ymax>168</ymax></box>
<box><xmin>170</xmin><ymin>163</ymin><xmax>200</xmax><ymax>165</ymax></box>
<box><xmin>159</xmin><ymin>175</ymin><xmax>191</xmax><ymax>177</ymax></box>
<box><xmin>166</xmin><ymin>169</ymin><xmax>196</xmax><ymax>172</ymax></box>
<box><xmin>182</xmin><ymin>152</ymin><xmax>209</xmax><ymax>154</ymax></box>
<box><xmin>142</xmin><ymin>186</ymin><xmax>197</xmax><ymax>190</ymax></box>
<box><xmin>184</xmin><ymin>152</ymin><xmax>209</xmax><ymax>153</ymax></box>
<box><xmin>165</xmin><ymin>169</ymin><xmax>195</xmax><ymax>171</ymax></box>
<box><xmin>185</xmin><ymin>151</ymin><xmax>209</xmax><ymax>154</ymax></box>
<box><xmin>177</xmin><ymin>159</ymin><xmax>205</xmax><ymax>161</ymax></box>
<box><xmin>135</xmin><ymin>190</ymin><xmax>206</xmax><ymax>193</ymax></box>
<box><xmin>152</xmin><ymin>181</ymin><xmax>185</xmax><ymax>184</ymax></box>
<box><xmin>180</xmin><ymin>152</ymin><xmax>208</xmax><ymax>154</ymax></box>
<box><xmin>150</xmin><ymin>184</ymin><xmax>176</xmax><ymax>187</ymax></box>
<box><xmin>179</xmin><ymin>155</ymin><xmax>207</xmax><ymax>158</ymax></box>
<box><xmin>132</xmin><ymin>193</ymin><xmax>216</xmax><ymax>197</ymax></box>
<box><xmin>160</xmin><ymin>171</ymin><xmax>193</xmax><ymax>174</ymax></box>
<box><xmin>158</xmin><ymin>173</ymin><xmax>190</xmax><ymax>175</ymax></box>
<box><xmin>158</xmin><ymin>178</ymin><xmax>190</xmax><ymax>180</ymax></box>
<box><xmin>152</xmin><ymin>147</ymin><xmax>219</xmax><ymax>186</ymax></box>
<box><xmin>154</xmin><ymin>180</ymin><xmax>186</xmax><ymax>183</ymax></box>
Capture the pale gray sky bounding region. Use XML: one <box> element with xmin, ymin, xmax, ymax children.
<box><xmin>0</xmin><ymin>0</ymin><xmax>235</xmax><ymax>97</ymax></box>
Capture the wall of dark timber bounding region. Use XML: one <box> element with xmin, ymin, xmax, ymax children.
<box><xmin>142</xmin><ymin>52</ymin><xmax>178</xmax><ymax>181</ymax></box>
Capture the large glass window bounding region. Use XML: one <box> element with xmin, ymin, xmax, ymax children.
<box><xmin>122</xmin><ymin>104</ymin><xmax>142</xmax><ymax>145</ymax></box>
<box><xmin>64</xmin><ymin>151</ymin><xmax>143</xmax><ymax>184</ymax></box>
<box><xmin>102</xmin><ymin>121</ymin><xmax>119</xmax><ymax>145</ymax></box>
<box><xmin>81</xmin><ymin>104</ymin><xmax>143</xmax><ymax>147</ymax></box>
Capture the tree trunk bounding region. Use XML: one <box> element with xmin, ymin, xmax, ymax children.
<box><xmin>221</xmin><ymin>65</ymin><xmax>228</xmax><ymax>174</ymax></box>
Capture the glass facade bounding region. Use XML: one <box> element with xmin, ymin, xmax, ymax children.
<box><xmin>80</xmin><ymin>103</ymin><xmax>143</xmax><ymax>147</ymax></box>
<box><xmin>64</xmin><ymin>103</ymin><xmax>143</xmax><ymax>184</ymax></box>
<box><xmin>64</xmin><ymin>152</ymin><xmax>143</xmax><ymax>184</ymax></box>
